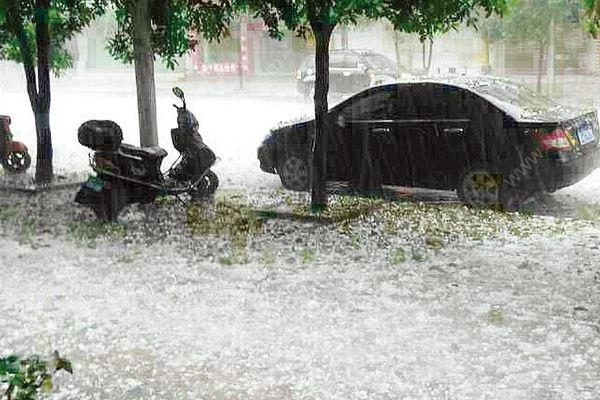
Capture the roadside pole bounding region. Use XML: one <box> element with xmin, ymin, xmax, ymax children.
<box><xmin>239</xmin><ymin>15</ymin><xmax>248</xmax><ymax>92</ymax></box>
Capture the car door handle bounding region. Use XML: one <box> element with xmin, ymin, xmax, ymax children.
<box><xmin>371</xmin><ymin>127</ymin><xmax>391</xmax><ymax>134</ymax></box>
<box><xmin>443</xmin><ymin>127</ymin><xmax>465</xmax><ymax>135</ymax></box>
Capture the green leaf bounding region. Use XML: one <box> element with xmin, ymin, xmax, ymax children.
<box><xmin>53</xmin><ymin>352</ymin><xmax>73</xmax><ymax>374</ymax></box>
<box><xmin>42</xmin><ymin>376</ymin><xmax>54</xmax><ymax>392</ymax></box>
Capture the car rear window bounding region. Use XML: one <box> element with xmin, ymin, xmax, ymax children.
<box><xmin>472</xmin><ymin>82</ymin><xmax>559</xmax><ymax>111</ymax></box>
<box><xmin>363</xmin><ymin>53</ymin><xmax>396</xmax><ymax>70</ymax></box>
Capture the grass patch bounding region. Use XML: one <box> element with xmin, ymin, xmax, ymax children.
<box><xmin>376</xmin><ymin>202</ymin><xmax>572</xmax><ymax>242</ymax></box>
<box><xmin>487</xmin><ymin>306</ymin><xmax>505</xmax><ymax>326</ymax></box>
<box><xmin>391</xmin><ymin>247</ymin><xmax>406</xmax><ymax>265</ymax></box>
<box><xmin>290</xmin><ymin>195</ymin><xmax>384</xmax><ymax>222</ymax></box>
<box><xmin>186</xmin><ymin>199</ymin><xmax>263</xmax><ymax>237</ymax></box>
<box><xmin>260</xmin><ymin>249</ymin><xmax>276</xmax><ymax>266</ymax></box>
<box><xmin>577</xmin><ymin>204</ymin><xmax>600</xmax><ymax>221</ymax></box>
<box><xmin>299</xmin><ymin>248</ymin><xmax>315</xmax><ymax>264</ymax></box>
<box><xmin>0</xmin><ymin>204</ymin><xmax>20</xmax><ymax>221</ymax></box>
<box><xmin>155</xmin><ymin>195</ymin><xmax>176</xmax><ymax>206</ymax></box>
<box><xmin>217</xmin><ymin>235</ymin><xmax>249</xmax><ymax>266</ymax></box>
<box><xmin>17</xmin><ymin>218</ymin><xmax>38</xmax><ymax>247</ymax></box>
<box><xmin>411</xmin><ymin>251</ymin><xmax>427</xmax><ymax>262</ymax></box>
<box><xmin>67</xmin><ymin>220</ymin><xmax>127</xmax><ymax>246</ymax></box>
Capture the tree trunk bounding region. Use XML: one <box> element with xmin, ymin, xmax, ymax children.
<box><xmin>238</xmin><ymin>15</ymin><xmax>248</xmax><ymax>91</ymax></box>
<box><xmin>132</xmin><ymin>0</ymin><xmax>158</xmax><ymax>147</ymax></box>
<box><xmin>482</xmin><ymin>27</ymin><xmax>491</xmax><ymax>72</ymax></box>
<box><xmin>536</xmin><ymin>41</ymin><xmax>545</xmax><ymax>93</ymax></box>
<box><xmin>309</xmin><ymin>21</ymin><xmax>334</xmax><ymax>211</ymax></box>
<box><xmin>547</xmin><ymin>16</ymin><xmax>555</xmax><ymax>97</ymax></box>
<box><xmin>34</xmin><ymin>0</ymin><xmax>53</xmax><ymax>183</ymax></box>
<box><xmin>426</xmin><ymin>39</ymin><xmax>433</xmax><ymax>72</ymax></box>
<box><xmin>341</xmin><ymin>25</ymin><xmax>349</xmax><ymax>50</ymax></box>
<box><xmin>393</xmin><ymin>30</ymin><xmax>403</xmax><ymax>75</ymax></box>
<box><xmin>422</xmin><ymin>40</ymin><xmax>426</xmax><ymax>70</ymax></box>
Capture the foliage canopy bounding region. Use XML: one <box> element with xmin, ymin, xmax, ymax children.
<box><xmin>106</xmin><ymin>0</ymin><xmax>236</xmax><ymax>69</ymax></box>
<box><xmin>0</xmin><ymin>0</ymin><xmax>105</xmax><ymax>73</ymax></box>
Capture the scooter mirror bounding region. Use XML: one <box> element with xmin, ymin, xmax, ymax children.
<box><xmin>172</xmin><ymin>87</ymin><xmax>185</xmax><ymax>100</ymax></box>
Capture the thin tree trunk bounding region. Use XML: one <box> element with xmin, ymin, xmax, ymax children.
<box><xmin>536</xmin><ymin>42</ymin><xmax>545</xmax><ymax>93</ymax></box>
<box><xmin>309</xmin><ymin>20</ymin><xmax>334</xmax><ymax>210</ymax></box>
<box><xmin>482</xmin><ymin>27</ymin><xmax>491</xmax><ymax>72</ymax></box>
<box><xmin>547</xmin><ymin>16</ymin><xmax>555</xmax><ymax>97</ymax></box>
<box><xmin>132</xmin><ymin>0</ymin><xmax>158</xmax><ymax>147</ymax></box>
<box><xmin>34</xmin><ymin>0</ymin><xmax>53</xmax><ymax>183</ymax></box>
<box><xmin>341</xmin><ymin>24</ymin><xmax>349</xmax><ymax>49</ymax></box>
<box><xmin>422</xmin><ymin>40</ymin><xmax>426</xmax><ymax>70</ymax></box>
<box><xmin>426</xmin><ymin>38</ymin><xmax>433</xmax><ymax>72</ymax></box>
<box><xmin>393</xmin><ymin>30</ymin><xmax>403</xmax><ymax>75</ymax></box>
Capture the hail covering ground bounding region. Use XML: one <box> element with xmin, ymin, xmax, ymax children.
<box><xmin>0</xmin><ymin>70</ymin><xmax>599</xmax><ymax>399</ymax></box>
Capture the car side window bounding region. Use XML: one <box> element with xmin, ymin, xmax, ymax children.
<box><xmin>343</xmin><ymin>53</ymin><xmax>361</xmax><ymax>68</ymax></box>
<box><xmin>330</xmin><ymin>53</ymin><xmax>346</xmax><ymax>68</ymax></box>
<box><xmin>440</xmin><ymin>85</ymin><xmax>470</xmax><ymax>119</ymax></box>
<box><xmin>342</xmin><ymin>88</ymin><xmax>398</xmax><ymax>120</ymax></box>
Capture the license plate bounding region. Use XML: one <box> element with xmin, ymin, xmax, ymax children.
<box><xmin>577</xmin><ymin>124</ymin><xmax>595</xmax><ymax>145</ymax></box>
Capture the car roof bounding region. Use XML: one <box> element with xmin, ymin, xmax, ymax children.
<box><xmin>374</xmin><ymin>76</ymin><xmax>586</xmax><ymax>122</ymax></box>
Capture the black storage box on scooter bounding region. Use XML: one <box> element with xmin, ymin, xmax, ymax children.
<box><xmin>78</xmin><ymin>120</ymin><xmax>123</xmax><ymax>151</ymax></box>
<box><xmin>79</xmin><ymin>120</ymin><xmax>167</xmax><ymax>182</ymax></box>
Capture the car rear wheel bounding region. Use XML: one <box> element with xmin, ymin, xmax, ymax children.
<box><xmin>278</xmin><ymin>156</ymin><xmax>309</xmax><ymax>191</ymax></box>
<box><xmin>458</xmin><ymin>166</ymin><xmax>537</xmax><ymax>212</ymax></box>
<box><xmin>457</xmin><ymin>167</ymin><xmax>503</xmax><ymax>209</ymax></box>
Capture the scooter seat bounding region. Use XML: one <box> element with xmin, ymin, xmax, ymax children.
<box><xmin>119</xmin><ymin>143</ymin><xmax>168</xmax><ymax>159</ymax></box>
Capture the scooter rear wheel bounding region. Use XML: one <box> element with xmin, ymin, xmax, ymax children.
<box><xmin>2</xmin><ymin>151</ymin><xmax>31</xmax><ymax>173</ymax></box>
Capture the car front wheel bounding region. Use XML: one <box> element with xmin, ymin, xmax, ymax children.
<box><xmin>278</xmin><ymin>156</ymin><xmax>309</xmax><ymax>191</ymax></box>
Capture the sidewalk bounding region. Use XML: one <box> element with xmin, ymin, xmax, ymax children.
<box><xmin>0</xmin><ymin>64</ymin><xmax>300</xmax><ymax>99</ymax></box>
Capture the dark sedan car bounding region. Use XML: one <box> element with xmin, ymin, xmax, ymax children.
<box><xmin>258</xmin><ymin>77</ymin><xmax>600</xmax><ymax>208</ymax></box>
<box><xmin>295</xmin><ymin>49</ymin><xmax>399</xmax><ymax>97</ymax></box>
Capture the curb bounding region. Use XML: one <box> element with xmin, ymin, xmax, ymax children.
<box><xmin>0</xmin><ymin>181</ymin><xmax>84</xmax><ymax>194</ymax></box>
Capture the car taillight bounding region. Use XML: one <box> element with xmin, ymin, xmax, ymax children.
<box><xmin>534</xmin><ymin>128</ymin><xmax>572</xmax><ymax>152</ymax></box>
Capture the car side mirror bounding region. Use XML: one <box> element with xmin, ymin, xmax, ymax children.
<box><xmin>336</xmin><ymin>114</ymin><xmax>346</xmax><ymax>128</ymax></box>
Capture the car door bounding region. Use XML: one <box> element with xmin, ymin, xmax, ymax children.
<box><xmin>396</xmin><ymin>83</ymin><xmax>440</xmax><ymax>188</ymax></box>
<box><xmin>329</xmin><ymin>87</ymin><xmax>401</xmax><ymax>187</ymax></box>
<box><xmin>434</xmin><ymin>84</ymin><xmax>472</xmax><ymax>188</ymax></box>
<box><xmin>328</xmin><ymin>53</ymin><xmax>350</xmax><ymax>93</ymax></box>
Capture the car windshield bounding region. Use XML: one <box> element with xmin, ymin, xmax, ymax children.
<box><xmin>363</xmin><ymin>53</ymin><xmax>396</xmax><ymax>70</ymax></box>
<box><xmin>472</xmin><ymin>82</ymin><xmax>560</xmax><ymax>110</ymax></box>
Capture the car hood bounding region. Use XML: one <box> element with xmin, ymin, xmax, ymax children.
<box><xmin>270</xmin><ymin>114</ymin><xmax>313</xmax><ymax>133</ymax></box>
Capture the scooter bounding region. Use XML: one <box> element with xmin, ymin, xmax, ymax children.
<box><xmin>0</xmin><ymin>115</ymin><xmax>31</xmax><ymax>173</ymax></box>
<box><xmin>75</xmin><ymin>87</ymin><xmax>219</xmax><ymax>221</ymax></box>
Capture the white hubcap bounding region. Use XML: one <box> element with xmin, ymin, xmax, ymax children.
<box><xmin>461</xmin><ymin>170</ymin><xmax>502</xmax><ymax>206</ymax></box>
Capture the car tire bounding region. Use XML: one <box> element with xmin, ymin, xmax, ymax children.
<box><xmin>458</xmin><ymin>165</ymin><xmax>537</xmax><ymax>212</ymax></box>
<box><xmin>278</xmin><ymin>156</ymin><xmax>309</xmax><ymax>191</ymax></box>
<box><xmin>457</xmin><ymin>165</ymin><xmax>504</xmax><ymax>210</ymax></box>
